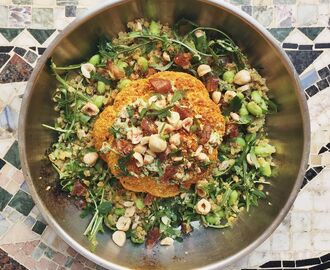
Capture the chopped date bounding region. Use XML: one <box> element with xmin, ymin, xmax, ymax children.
<box><xmin>116</xmin><ymin>139</ymin><xmax>134</xmax><ymax>155</ymax></box>
<box><xmin>71</xmin><ymin>181</ymin><xmax>87</xmax><ymax>197</ymax></box>
<box><xmin>174</xmin><ymin>106</ymin><xmax>192</xmax><ymax>119</ymax></box>
<box><xmin>149</xmin><ymin>78</ymin><xmax>172</xmax><ymax>93</ymax></box>
<box><xmin>161</xmin><ymin>166</ymin><xmax>177</xmax><ymax>183</ymax></box>
<box><xmin>181</xmin><ymin>222</ymin><xmax>193</xmax><ymax>234</ymax></box>
<box><xmin>198</xmin><ymin>124</ymin><xmax>212</xmax><ymax>144</ymax></box>
<box><xmin>144</xmin><ymin>193</ymin><xmax>155</xmax><ymax>206</ymax></box>
<box><xmin>145</xmin><ymin>227</ymin><xmax>160</xmax><ymax>249</ymax></box>
<box><xmin>157</xmin><ymin>151</ymin><xmax>168</xmax><ymax>162</ymax></box>
<box><xmin>174</xmin><ymin>53</ymin><xmax>192</xmax><ymax>69</ymax></box>
<box><xmin>106</xmin><ymin>60</ymin><xmax>125</xmax><ymax>80</ymax></box>
<box><xmin>158</xmin><ymin>146</ymin><xmax>171</xmax><ymax>162</ymax></box>
<box><xmin>205</xmin><ymin>76</ymin><xmax>219</xmax><ymax>92</ymax></box>
<box><xmin>141</xmin><ymin>118</ymin><xmax>158</xmax><ymax>136</ymax></box>
<box><xmin>225</xmin><ymin>123</ymin><xmax>239</xmax><ymax>138</ymax></box>
<box><xmin>74</xmin><ymin>199</ymin><xmax>87</xmax><ymax>209</ymax></box>
<box><xmin>146</xmin><ymin>67</ymin><xmax>157</xmax><ymax>77</ymax></box>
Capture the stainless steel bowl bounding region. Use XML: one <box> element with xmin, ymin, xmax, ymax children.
<box><xmin>18</xmin><ymin>1</ymin><xmax>310</xmax><ymax>269</ymax></box>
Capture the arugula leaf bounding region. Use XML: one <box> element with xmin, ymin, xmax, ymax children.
<box><xmin>139</xmin><ymin>107</ymin><xmax>148</xmax><ymax>118</ymax></box>
<box><xmin>98</xmin><ymin>37</ymin><xmax>117</xmax><ymax>59</ymax></box>
<box><xmin>171</xmin><ymin>90</ymin><xmax>185</xmax><ymax>103</ymax></box>
<box><xmin>52</xmin><ymin>63</ymin><xmax>81</xmax><ymax>70</ymax></box>
<box><xmin>126</xmin><ymin>105</ymin><xmax>135</xmax><ymax>118</ymax></box>
<box><xmin>97</xmin><ymin>201</ymin><xmax>113</xmax><ymax>215</ymax></box>
<box><xmin>91</xmin><ymin>72</ymin><xmax>112</xmax><ymax>85</ymax></box>
<box><xmin>229</xmin><ymin>96</ymin><xmax>242</xmax><ymax>112</ymax></box>
<box><xmin>147</xmin><ymin>105</ymin><xmax>173</xmax><ymax>119</ymax></box>
<box><xmin>108</xmin><ymin>126</ymin><xmax>121</xmax><ymax>139</ymax></box>
<box><xmin>266</xmin><ymin>99</ymin><xmax>278</xmax><ymax>114</ymax></box>
<box><xmin>252</xmin><ymin>189</ymin><xmax>266</xmax><ymax>199</ymax></box>
<box><xmin>118</xmin><ymin>152</ymin><xmax>133</xmax><ymax>176</ymax></box>
<box><xmin>150</xmin><ymin>61</ymin><xmax>173</xmax><ymax>71</ymax></box>
<box><xmin>80</xmin><ymin>204</ymin><xmax>93</xmax><ymax>218</ymax></box>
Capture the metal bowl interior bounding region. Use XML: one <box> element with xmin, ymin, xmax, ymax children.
<box><xmin>18</xmin><ymin>0</ymin><xmax>310</xmax><ymax>269</ymax></box>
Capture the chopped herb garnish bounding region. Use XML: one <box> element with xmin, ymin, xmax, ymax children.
<box><xmin>108</xmin><ymin>126</ymin><xmax>121</xmax><ymax>138</ymax></box>
<box><xmin>118</xmin><ymin>152</ymin><xmax>133</xmax><ymax>176</ymax></box>
<box><xmin>171</xmin><ymin>90</ymin><xmax>185</xmax><ymax>103</ymax></box>
<box><xmin>126</xmin><ymin>105</ymin><xmax>135</xmax><ymax>118</ymax></box>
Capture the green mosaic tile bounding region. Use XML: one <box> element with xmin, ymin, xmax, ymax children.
<box><xmin>0</xmin><ymin>28</ymin><xmax>24</xmax><ymax>42</ymax></box>
<box><xmin>31</xmin><ymin>8</ymin><xmax>54</xmax><ymax>28</ymax></box>
<box><xmin>3</xmin><ymin>141</ymin><xmax>21</xmax><ymax>170</ymax></box>
<box><xmin>268</xmin><ymin>28</ymin><xmax>294</xmax><ymax>42</ymax></box>
<box><xmin>298</xmin><ymin>27</ymin><xmax>325</xmax><ymax>41</ymax></box>
<box><xmin>8</xmin><ymin>190</ymin><xmax>35</xmax><ymax>216</ymax></box>
<box><xmin>0</xmin><ymin>187</ymin><xmax>12</xmax><ymax>211</ymax></box>
<box><xmin>27</xmin><ymin>29</ymin><xmax>55</xmax><ymax>45</ymax></box>
<box><xmin>13</xmin><ymin>0</ymin><xmax>32</xmax><ymax>4</ymax></box>
<box><xmin>44</xmin><ymin>246</ymin><xmax>54</xmax><ymax>258</ymax></box>
<box><xmin>32</xmin><ymin>220</ymin><xmax>47</xmax><ymax>235</ymax></box>
<box><xmin>31</xmin><ymin>242</ymin><xmax>47</xmax><ymax>260</ymax></box>
<box><xmin>64</xmin><ymin>256</ymin><xmax>74</xmax><ymax>268</ymax></box>
<box><xmin>56</xmin><ymin>0</ymin><xmax>78</xmax><ymax>5</ymax></box>
<box><xmin>230</xmin><ymin>0</ymin><xmax>251</xmax><ymax>5</ymax></box>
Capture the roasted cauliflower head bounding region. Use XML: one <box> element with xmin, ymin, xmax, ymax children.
<box><xmin>93</xmin><ymin>71</ymin><xmax>225</xmax><ymax>197</ymax></box>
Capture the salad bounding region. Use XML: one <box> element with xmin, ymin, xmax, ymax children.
<box><xmin>44</xmin><ymin>19</ymin><xmax>277</xmax><ymax>250</ymax></box>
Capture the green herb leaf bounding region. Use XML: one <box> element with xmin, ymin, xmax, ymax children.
<box><xmin>118</xmin><ymin>152</ymin><xmax>133</xmax><ymax>176</ymax></box>
<box><xmin>229</xmin><ymin>96</ymin><xmax>242</xmax><ymax>112</ymax></box>
<box><xmin>266</xmin><ymin>99</ymin><xmax>278</xmax><ymax>114</ymax></box>
<box><xmin>252</xmin><ymin>189</ymin><xmax>266</xmax><ymax>199</ymax></box>
<box><xmin>171</xmin><ymin>90</ymin><xmax>185</xmax><ymax>103</ymax></box>
<box><xmin>91</xmin><ymin>72</ymin><xmax>112</xmax><ymax>85</ymax></box>
<box><xmin>150</xmin><ymin>61</ymin><xmax>173</xmax><ymax>71</ymax></box>
<box><xmin>139</xmin><ymin>107</ymin><xmax>148</xmax><ymax>118</ymax></box>
<box><xmin>126</xmin><ymin>105</ymin><xmax>135</xmax><ymax>118</ymax></box>
<box><xmin>80</xmin><ymin>204</ymin><xmax>93</xmax><ymax>218</ymax></box>
<box><xmin>98</xmin><ymin>201</ymin><xmax>113</xmax><ymax>215</ymax></box>
<box><xmin>108</xmin><ymin>126</ymin><xmax>121</xmax><ymax>138</ymax></box>
<box><xmin>52</xmin><ymin>63</ymin><xmax>81</xmax><ymax>70</ymax></box>
<box><xmin>147</xmin><ymin>105</ymin><xmax>173</xmax><ymax>119</ymax></box>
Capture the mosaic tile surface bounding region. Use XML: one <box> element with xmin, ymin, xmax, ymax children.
<box><xmin>0</xmin><ymin>0</ymin><xmax>329</xmax><ymax>269</ymax></box>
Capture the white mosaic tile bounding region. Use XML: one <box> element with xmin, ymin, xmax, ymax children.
<box><xmin>32</xmin><ymin>0</ymin><xmax>56</xmax><ymax>6</ymax></box>
<box><xmin>317</xmin><ymin>3</ymin><xmax>330</xmax><ymax>27</ymax></box>
<box><xmin>53</xmin><ymin>7</ymin><xmax>75</xmax><ymax>30</ymax></box>
<box><xmin>0</xmin><ymin>221</ymin><xmax>40</xmax><ymax>245</ymax></box>
<box><xmin>283</xmin><ymin>27</ymin><xmax>314</xmax><ymax>44</ymax></box>
<box><xmin>296</xmin><ymin>4</ymin><xmax>318</xmax><ymax>26</ymax></box>
<box><xmin>291</xmin><ymin>212</ymin><xmax>312</xmax><ymax>232</ymax></box>
<box><xmin>272</xmin><ymin>232</ymin><xmax>290</xmax><ymax>251</ymax></box>
<box><xmin>11</xmin><ymin>29</ymin><xmax>39</xmax><ymax>47</ymax></box>
<box><xmin>292</xmin><ymin>232</ymin><xmax>312</xmax><ymax>252</ymax></box>
<box><xmin>314</xmin><ymin>27</ymin><xmax>330</xmax><ymax>44</ymax></box>
<box><xmin>313</xmin><ymin>233</ymin><xmax>330</xmax><ymax>251</ymax></box>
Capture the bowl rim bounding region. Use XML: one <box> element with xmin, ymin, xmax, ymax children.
<box><xmin>18</xmin><ymin>0</ymin><xmax>311</xmax><ymax>269</ymax></box>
